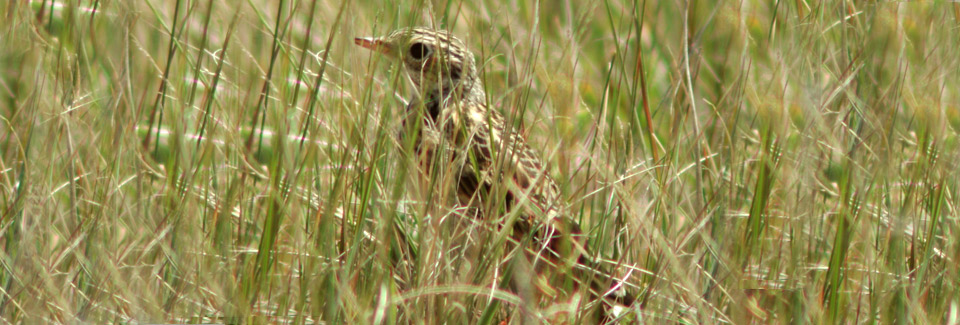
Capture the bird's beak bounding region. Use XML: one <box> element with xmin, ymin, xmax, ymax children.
<box><xmin>354</xmin><ymin>37</ymin><xmax>388</xmax><ymax>53</ymax></box>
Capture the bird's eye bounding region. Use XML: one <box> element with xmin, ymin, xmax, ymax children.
<box><xmin>409</xmin><ymin>42</ymin><xmax>430</xmax><ymax>60</ymax></box>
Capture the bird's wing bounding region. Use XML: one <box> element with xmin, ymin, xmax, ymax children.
<box><xmin>456</xmin><ymin>103</ymin><xmax>562</xmax><ymax>223</ymax></box>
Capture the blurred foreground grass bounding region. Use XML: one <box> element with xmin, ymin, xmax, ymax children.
<box><xmin>1</xmin><ymin>0</ymin><xmax>958</xmax><ymax>323</ymax></box>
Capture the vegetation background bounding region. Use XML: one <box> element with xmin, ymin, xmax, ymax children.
<box><xmin>0</xmin><ymin>0</ymin><xmax>958</xmax><ymax>323</ymax></box>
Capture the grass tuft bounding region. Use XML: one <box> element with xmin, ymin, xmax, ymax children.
<box><xmin>0</xmin><ymin>0</ymin><xmax>957</xmax><ymax>323</ymax></box>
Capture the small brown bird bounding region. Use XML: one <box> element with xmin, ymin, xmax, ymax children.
<box><xmin>355</xmin><ymin>27</ymin><xmax>628</xmax><ymax>317</ymax></box>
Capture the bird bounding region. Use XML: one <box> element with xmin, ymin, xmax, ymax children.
<box><xmin>355</xmin><ymin>27</ymin><xmax>630</xmax><ymax>319</ymax></box>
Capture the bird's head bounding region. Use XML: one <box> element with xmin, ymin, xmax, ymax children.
<box><xmin>356</xmin><ymin>28</ymin><xmax>481</xmax><ymax>100</ymax></box>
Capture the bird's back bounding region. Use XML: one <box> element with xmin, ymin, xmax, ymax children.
<box><xmin>404</xmin><ymin>93</ymin><xmax>563</xmax><ymax>229</ymax></box>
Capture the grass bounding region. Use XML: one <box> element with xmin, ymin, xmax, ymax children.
<box><xmin>1</xmin><ymin>0</ymin><xmax>958</xmax><ymax>323</ymax></box>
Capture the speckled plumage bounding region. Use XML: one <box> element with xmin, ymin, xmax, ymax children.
<box><xmin>356</xmin><ymin>28</ymin><xmax>629</xmax><ymax>313</ymax></box>
<box><xmin>356</xmin><ymin>28</ymin><xmax>565</xmax><ymax>243</ymax></box>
